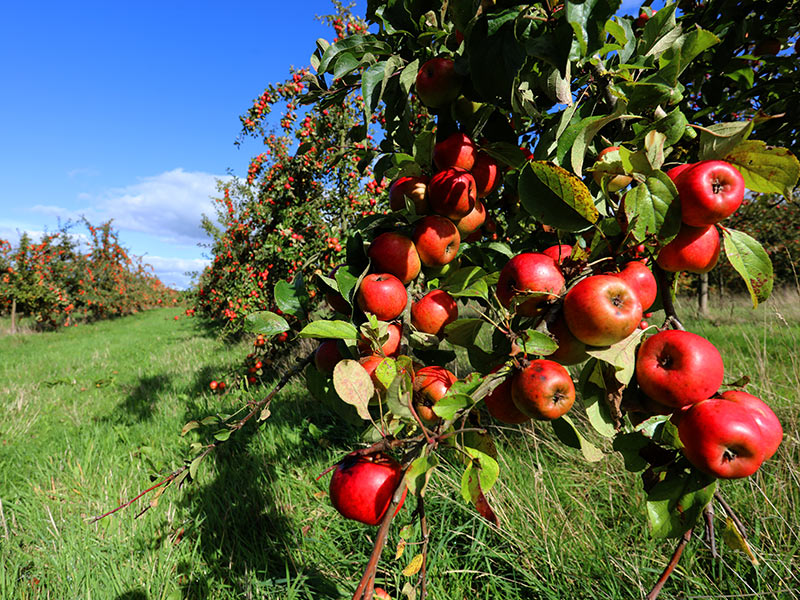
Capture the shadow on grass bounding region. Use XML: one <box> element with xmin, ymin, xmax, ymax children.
<box><xmin>115</xmin><ymin>590</ymin><xmax>148</xmax><ymax>600</ymax></box>
<box><xmin>107</xmin><ymin>374</ymin><xmax>174</xmax><ymax>424</ymax></box>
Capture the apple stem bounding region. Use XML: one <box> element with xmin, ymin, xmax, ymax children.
<box><xmin>714</xmin><ymin>491</ymin><xmax>748</xmax><ymax>540</ymax></box>
<box><xmin>351</xmin><ymin>476</ymin><xmax>409</xmax><ymax>600</ymax></box>
<box><xmin>703</xmin><ymin>503</ymin><xmax>719</xmax><ymax>559</ymax></box>
<box><xmin>645</xmin><ymin>526</ymin><xmax>693</xmax><ymax>600</ymax></box>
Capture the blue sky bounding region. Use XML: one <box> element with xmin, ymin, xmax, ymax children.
<box><xmin>0</xmin><ymin>0</ymin><xmax>644</xmax><ymax>289</ymax></box>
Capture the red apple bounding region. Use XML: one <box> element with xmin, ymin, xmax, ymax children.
<box><xmin>563</xmin><ymin>275</ymin><xmax>642</xmax><ymax>346</ymax></box>
<box><xmin>412</xmin><ymin>215</ymin><xmax>461</xmax><ymax>267</ymax></box>
<box><xmin>389</xmin><ymin>176</ymin><xmax>429</xmax><ymax>214</ymax></box>
<box><xmin>676</xmin><ymin>160</ymin><xmax>745</xmax><ymax>226</ymax></box>
<box><xmin>678</xmin><ymin>399</ymin><xmax>766</xmax><ymax>479</ymax></box>
<box><xmin>484</xmin><ymin>366</ymin><xmax>530</xmax><ymax>424</ymax></box>
<box><xmin>753</xmin><ymin>38</ymin><xmax>781</xmax><ymax>56</ymax></box>
<box><xmin>541</xmin><ymin>244</ymin><xmax>573</xmax><ymax>266</ymax></box>
<box><xmin>634</xmin><ymin>11</ymin><xmax>650</xmax><ymax>28</ymax></box>
<box><xmin>614</xmin><ymin>261</ymin><xmax>657</xmax><ymax>311</ymax></box>
<box><xmin>359</xmin><ymin>354</ymin><xmax>388</xmax><ymax>393</ymax></box>
<box><xmin>666</xmin><ymin>163</ymin><xmax>694</xmax><ymax>184</ymax></box>
<box><xmin>719</xmin><ymin>390</ymin><xmax>783</xmax><ymax>460</ymax></box>
<box><xmin>326</xmin><ymin>289</ymin><xmax>351</xmax><ymax>315</ymax></box>
<box><xmin>593</xmin><ymin>146</ymin><xmax>632</xmax><ymax>192</ymax></box>
<box><xmin>315</xmin><ymin>339</ymin><xmax>344</xmax><ymax>373</ymax></box>
<box><xmin>427</xmin><ymin>167</ymin><xmax>477</xmax><ymax>220</ymax></box>
<box><xmin>455</xmin><ymin>199</ymin><xmax>486</xmax><ymax>236</ymax></box>
<box><xmin>358</xmin><ymin>322</ymin><xmax>402</xmax><ymax>357</ymax></box>
<box><xmin>511</xmin><ymin>359</ymin><xmax>576</xmax><ymax>420</ymax></box>
<box><xmin>636</xmin><ymin>330</ymin><xmax>724</xmax><ymax>408</ymax></box>
<box><xmin>413</xmin><ymin>366</ymin><xmax>457</xmax><ymax>424</ymax></box>
<box><xmin>357</xmin><ymin>274</ymin><xmax>408</xmax><ymax>321</ymax></box>
<box><xmin>496</xmin><ymin>253</ymin><xmax>565</xmax><ymax>317</ymax></box>
<box><xmin>433</xmin><ymin>132</ymin><xmax>477</xmax><ymax>171</ymax></box>
<box><xmin>656</xmin><ymin>224</ymin><xmax>721</xmax><ymax>274</ymax></box>
<box><xmin>415</xmin><ymin>57</ymin><xmax>462</xmax><ymax>109</ymax></box>
<box><xmin>471</xmin><ymin>151</ymin><xmax>501</xmax><ymax>198</ymax></box>
<box><xmin>329</xmin><ymin>453</ymin><xmax>407</xmax><ymax>525</ymax></box>
<box><xmin>411</xmin><ymin>289</ymin><xmax>458</xmax><ymax>336</ymax></box>
<box><xmin>546</xmin><ymin>314</ymin><xmax>589</xmax><ymax>365</ymax></box>
<box><xmin>373</xmin><ymin>588</ymin><xmax>391</xmax><ymax>600</ymax></box>
<box><xmin>368</xmin><ymin>232</ymin><xmax>421</xmax><ymax>284</ymax></box>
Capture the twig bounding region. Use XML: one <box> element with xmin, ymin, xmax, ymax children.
<box><xmin>703</xmin><ymin>502</ymin><xmax>718</xmax><ymax>559</ymax></box>
<box><xmin>90</xmin><ymin>351</ymin><xmax>314</xmax><ymax>522</ymax></box>
<box><xmin>653</xmin><ymin>264</ymin><xmax>686</xmax><ymax>331</ymax></box>
<box><xmin>417</xmin><ymin>496</ymin><xmax>430</xmax><ymax>600</ymax></box>
<box><xmin>714</xmin><ymin>491</ymin><xmax>747</xmax><ymax>539</ymax></box>
<box><xmin>645</xmin><ymin>527</ymin><xmax>693</xmax><ymax>600</ymax></box>
<box><xmin>352</xmin><ymin>476</ymin><xmax>409</xmax><ymax>600</ymax></box>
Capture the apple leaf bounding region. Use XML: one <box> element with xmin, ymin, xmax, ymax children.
<box><xmin>623</xmin><ymin>170</ymin><xmax>682</xmax><ymax>243</ymax></box>
<box><xmin>444</xmin><ymin>318</ymin><xmax>485</xmax><ymax>348</ymax></box>
<box><xmin>398</xmin><ymin>59</ymin><xmax>419</xmax><ymax>95</ymax></box>
<box><xmin>635</xmin><ymin>107</ymin><xmax>689</xmax><ymax>147</ymax></box>
<box><xmin>612</xmin><ymin>432</ymin><xmax>650</xmax><ymax>472</ymax></box>
<box><xmin>405</xmin><ymin>453</ymin><xmax>438</xmax><ymax>497</ymax></box>
<box><xmin>646</xmin><ymin>467</ymin><xmax>716</xmax><ymax>538</ymax></box>
<box><xmin>585</xmin><ymin>329</ymin><xmax>644</xmax><ymax>385</ymax></box>
<box><xmin>298</xmin><ymin>320</ymin><xmax>359</xmax><ymax>340</ymax></box>
<box><xmin>385</xmin><ymin>368</ymin><xmax>413</xmax><ymax>420</ymax></box>
<box><xmin>243</xmin><ymin>311</ymin><xmax>290</xmax><ymax>336</ymax></box>
<box><xmin>519</xmin><ymin>329</ymin><xmax>559</xmax><ymax>356</ymax></box>
<box><xmin>721</xmin><ymin>227</ymin><xmax>774</xmax><ymax>307</ymax></box>
<box><xmin>578</xmin><ymin>359</ymin><xmax>616</xmax><ymax>438</ymax></box>
<box><xmin>402</xmin><ymin>554</ymin><xmax>424</xmax><ymax>578</ymax></box>
<box><xmin>442</xmin><ymin>266</ymin><xmax>487</xmax><ymax>294</ymax></box>
<box><xmin>722</xmin><ymin>517</ymin><xmax>759</xmax><ymax>566</ymax></box>
<box><xmin>374</xmin><ymin>357</ymin><xmax>398</xmax><ymax>392</ymax></box>
<box><xmin>519</xmin><ymin>161</ymin><xmax>598</xmax><ymax>232</ymax></box>
<box><xmin>332</xmin><ymin>360</ymin><xmax>374</xmax><ymax>421</ymax></box>
<box><xmin>698</xmin><ymin>121</ymin><xmax>754</xmax><ymax>161</ymax></box>
<box><xmin>725</xmin><ymin>140</ymin><xmax>800</xmax><ymax>198</ymax></box>
<box><xmin>460</xmin><ymin>448</ymin><xmax>500</xmax><ymax>526</ymax></box>
<box><xmin>551</xmin><ymin>415</ymin><xmax>604</xmax><ymax>462</ymax></box>
<box><xmin>432</xmin><ymin>394</ymin><xmax>472</xmax><ymax>421</ymax></box>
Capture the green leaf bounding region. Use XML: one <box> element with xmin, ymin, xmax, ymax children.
<box><xmin>623</xmin><ymin>171</ymin><xmax>681</xmax><ymax>243</ymax></box>
<box><xmin>444</xmin><ymin>318</ymin><xmax>485</xmax><ymax>348</ymax></box>
<box><xmin>385</xmin><ymin>368</ymin><xmax>413</xmax><ymax>420</ymax></box>
<box><xmin>725</xmin><ymin>140</ymin><xmax>800</xmax><ymax>198</ymax></box>
<box><xmin>332</xmin><ymin>359</ymin><xmax>374</xmax><ymax>420</ymax></box>
<box><xmin>518</xmin><ymin>161</ymin><xmax>598</xmax><ymax>232</ymax></box>
<box><xmin>519</xmin><ymin>329</ymin><xmax>559</xmax><ymax>356</ymax></box>
<box><xmin>585</xmin><ymin>329</ymin><xmax>644</xmax><ymax>385</ymax></box>
<box><xmin>612</xmin><ymin>432</ymin><xmax>650</xmax><ymax>472</ymax></box>
<box><xmin>274</xmin><ymin>280</ymin><xmax>305</xmax><ymax>317</ymax></box>
<box><xmin>698</xmin><ymin>121</ymin><xmax>754</xmax><ymax>161</ymax></box>
<box><xmin>647</xmin><ymin>468</ymin><xmax>716</xmax><ymax>538</ymax></box>
<box><xmin>243</xmin><ymin>311</ymin><xmax>290</xmax><ymax>336</ymax></box>
<box><xmin>362</xmin><ymin>60</ymin><xmax>388</xmax><ymax>119</ymax></box>
<box><xmin>398</xmin><ymin>59</ymin><xmax>419</xmax><ymax>94</ymax></box>
<box><xmin>405</xmin><ymin>453</ymin><xmax>438</xmax><ymax>496</ymax></box>
<box><xmin>460</xmin><ymin>448</ymin><xmax>500</xmax><ymax>502</ymax></box>
<box><xmin>566</xmin><ymin>0</ymin><xmax>617</xmax><ymax>58</ymax></box>
<box><xmin>374</xmin><ymin>357</ymin><xmax>398</xmax><ymax>391</ymax></box>
<box><xmin>721</xmin><ymin>228</ymin><xmax>774</xmax><ymax>307</ymax></box>
<box><xmin>213</xmin><ymin>429</ymin><xmax>231</xmax><ymax>442</ymax></box>
<box><xmin>298</xmin><ymin>320</ymin><xmax>359</xmax><ymax>340</ymax></box>
<box><xmin>335</xmin><ymin>265</ymin><xmax>361</xmax><ymax>306</ymax></box>
<box><xmin>432</xmin><ymin>394</ymin><xmax>472</xmax><ymax>421</ymax></box>
<box><xmin>578</xmin><ymin>359</ymin><xmax>616</xmax><ymax>438</ymax></box>
<box><xmin>640</xmin><ymin>108</ymin><xmax>689</xmax><ymax>147</ymax></box>
<box><xmin>551</xmin><ymin>415</ymin><xmax>604</xmax><ymax>462</ymax></box>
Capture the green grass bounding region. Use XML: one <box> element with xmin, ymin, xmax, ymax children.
<box><xmin>0</xmin><ymin>296</ymin><xmax>798</xmax><ymax>599</ymax></box>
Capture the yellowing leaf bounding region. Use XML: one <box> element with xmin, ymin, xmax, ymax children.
<box><xmin>402</xmin><ymin>553</ymin><xmax>424</xmax><ymax>577</ymax></box>
<box><xmin>722</xmin><ymin>517</ymin><xmax>759</xmax><ymax>566</ymax></box>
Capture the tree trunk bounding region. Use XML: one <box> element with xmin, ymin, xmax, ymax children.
<box><xmin>10</xmin><ymin>298</ymin><xmax>17</xmax><ymax>334</ymax></box>
<box><xmin>698</xmin><ymin>273</ymin><xmax>709</xmax><ymax>317</ymax></box>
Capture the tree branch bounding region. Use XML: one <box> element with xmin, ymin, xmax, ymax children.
<box><xmin>645</xmin><ymin>527</ymin><xmax>693</xmax><ymax>600</ymax></box>
<box><xmin>653</xmin><ymin>263</ymin><xmax>685</xmax><ymax>331</ymax></box>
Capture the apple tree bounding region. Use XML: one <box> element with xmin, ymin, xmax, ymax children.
<box><xmin>106</xmin><ymin>1</ymin><xmax>799</xmax><ymax>598</ymax></box>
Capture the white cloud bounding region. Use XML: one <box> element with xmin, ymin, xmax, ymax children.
<box><xmin>140</xmin><ymin>255</ymin><xmax>210</xmax><ymax>289</ymax></box>
<box><xmin>67</xmin><ymin>167</ymin><xmax>101</xmax><ymax>178</ymax></box>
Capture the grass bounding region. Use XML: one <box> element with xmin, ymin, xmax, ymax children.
<box><xmin>0</xmin><ymin>294</ymin><xmax>798</xmax><ymax>599</ymax></box>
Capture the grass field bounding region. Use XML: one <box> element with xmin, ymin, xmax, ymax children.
<box><xmin>0</xmin><ymin>295</ymin><xmax>798</xmax><ymax>600</ymax></box>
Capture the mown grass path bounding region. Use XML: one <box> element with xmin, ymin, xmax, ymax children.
<box><xmin>0</xmin><ymin>299</ymin><xmax>797</xmax><ymax>599</ymax></box>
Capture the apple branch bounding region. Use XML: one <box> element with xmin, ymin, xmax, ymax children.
<box><xmin>645</xmin><ymin>527</ymin><xmax>693</xmax><ymax>600</ymax></box>
<box><xmin>653</xmin><ymin>264</ymin><xmax>685</xmax><ymax>331</ymax></box>
<box><xmin>89</xmin><ymin>351</ymin><xmax>314</xmax><ymax>523</ymax></box>
<box><xmin>714</xmin><ymin>491</ymin><xmax>748</xmax><ymax>539</ymax></box>
<box><xmin>703</xmin><ymin>502</ymin><xmax>718</xmax><ymax>559</ymax></box>
<box><xmin>416</xmin><ymin>495</ymin><xmax>430</xmax><ymax>600</ymax></box>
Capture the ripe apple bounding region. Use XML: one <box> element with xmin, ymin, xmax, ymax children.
<box><xmin>357</xmin><ymin>274</ymin><xmax>408</xmax><ymax>321</ymax></box>
<box><xmin>511</xmin><ymin>359</ymin><xmax>576</xmax><ymax>420</ymax></box>
<box><xmin>455</xmin><ymin>199</ymin><xmax>486</xmax><ymax>236</ymax></box>
<box><xmin>719</xmin><ymin>390</ymin><xmax>783</xmax><ymax>460</ymax></box>
<box><xmin>656</xmin><ymin>224</ymin><xmax>721</xmax><ymax>274</ymax></box>
<box><xmin>484</xmin><ymin>366</ymin><xmax>530</xmax><ymax>424</ymax></box>
<box><xmin>677</xmin><ymin>399</ymin><xmax>766</xmax><ymax>479</ymax></box>
<box><xmin>634</xmin><ymin>11</ymin><xmax>650</xmax><ymax>28</ymax></box>
<box><xmin>389</xmin><ymin>176</ymin><xmax>429</xmax><ymax>214</ymax></box>
<box><xmin>613</xmin><ymin>261</ymin><xmax>657</xmax><ymax>311</ymax></box>
<box><xmin>666</xmin><ymin>163</ymin><xmax>694</xmax><ymax>184</ymax></box>
<box><xmin>433</xmin><ymin>132</ymin><xmax>477</xmax><ymax>171</ymax></box>
<box><xmin>753</xmin><ymin>37</ymin><xmax>781</xmax><ymax>56</ymax></box>
<box><xmin>411</xmin><ymin>289</ymin><xmax>458</xmax><ymax>336</ymax></box>
<box><xmin>368</xmin><ymin>232</ymin><xmax>421</xmax><ymax>284</ymax></box>
<box><xmin>412</xmin><ymin>215</ymin><xmax>461</xmax><ymax>267</ymax></box>
<box><xmin>427</xmin><ymin>167</ymin><xmax>477</xmax><ymax>220</ymax></box>
<box><xmin>415</xmin><ymin>57</ymin><xmax>462</xmax><ymax>109</ymax></box>
<box><xmin>675</xmin><ymin>160</ymin><xmax>745</xmax><ymax>226</ymax></box>
<box><xmin>546</xmin><ymin>313</ymin><xmax>589</xmax><ymax>365</ymax></box>
<box><xmin>541</xmin><ymin>244</ymin><xmax>572</xmax><ymax>266</ymax></box>
<box><xmin>358</xmin><ymin>322</ymin><xmax>402</xmax><ymax>357</ymax></box>
<box><xmin>329</xmin><ymin>453</ymin><xmax>407</xmax><ymax>526</ymax></box>
<box><xmin>636</xmin><ymin>330</ymin><xmax>724</xmax><ymax>408</ymax></box>
<box><xmin>496</xmin><ymin>253</ymin><xmax>565</xmax><ymax>317</ymax></box>
<box><xmin>315</xmin><ymin>339</ymin><xmax>344</xmax><ymax>373</ymax></box>
<box><xmin>563</xmin><ymin>275</ymin><xmax>642</xmax><ymax>347</ymax></box>
<box><xmin>471</xmin><ymin>151</ymin><xmax>501</xmax><ymax>198</ymax></box>
<box><xmin>373</xmin><ymin>588</ymin><xmax>391</xmax><ymax>600</ymax></box>
<box><xmin>413</xmin><ymin>366</ymin><xmax>457</xmax><ymax>424</ymax></box>
<box><xmin>209</xmin><ymin>380</ymin><xmax>218</xmax><ymax>391</ymax></box>
<box><xmin>326</xmin><ymin>289</ymin><xmax>351</xmax><ymax>315</ymax></box>
<box><xmin>593</xmin><ymin>146</ymin><xmax>632</xmax><ymax>192</ymax></box>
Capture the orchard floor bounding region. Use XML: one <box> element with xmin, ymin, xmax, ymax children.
<box><xmin>0</xmin><ymin>297</ymin><xmax>798</xmax><ymax>600</ymax></box>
